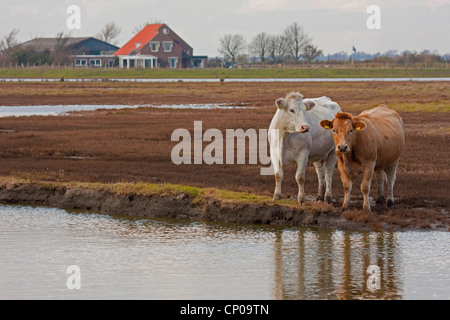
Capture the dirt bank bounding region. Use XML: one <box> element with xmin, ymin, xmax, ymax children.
<box><xmin>0</xmin><ymin>179</ymin><xmax>447</xmax><ymax>231</ymax></box>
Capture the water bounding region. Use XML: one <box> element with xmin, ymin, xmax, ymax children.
<box><xmin>0</xmin><ymin>204</ymin><xmax>448</xmax><ymax>300</ymax></box>
<box><xmin>0</xmin><ymin>77</ymin><xmax>449</xmax><ymax>83</ymax></box>
<box><xmin>0</xmin><ymin>103</ymin><xmax>246</xmax><ymax>117</ymax></box>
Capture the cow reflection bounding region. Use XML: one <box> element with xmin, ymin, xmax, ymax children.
<box><xmin>273</xmin><ymin>229</ymin><xmax>401</xmax><ymax>300</ymax></box>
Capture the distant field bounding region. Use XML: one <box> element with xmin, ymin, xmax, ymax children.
<box><xmin>0</xmin><ymin>66</ymin><xmax>450</xmax><ymax>79</ymax></box>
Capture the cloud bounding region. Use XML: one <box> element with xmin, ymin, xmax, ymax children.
<box><xmin>422</xmin><ymin>0</ymin><xmax>450</xmax><ymax>9</ymax></box>
<box><xmin>235</xmin><ymin>0</ymin><xmax>295</xmax><ymax>14</ymax></box>
<box><xmin>235</xmin><ymin>0</ymin><xmax>371</xmax><ymax>14</ymax></box>
<box><xmin>235</xmin><ymin>0</ymin><xmax>450</xmax><ymax>17</ymax></box>
<box><xmin>8</xmin><ymin>4</ymin><xmax>40</xmax><ymax>17</ymax></box>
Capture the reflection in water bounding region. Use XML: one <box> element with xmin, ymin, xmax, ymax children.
<box><xmin>273</xmin><ymin>230</ymin><xmax>402</xmax><ymax>300</ymax></box>
<box><xmin>0</xmin><ymin>205</ymin><xmax>448</xmax><ymax>299</ymax></box>
<box><xmin>277</xmin><ymin>230</ymin><xmax>405</xmax><ymax>299</ymax></box>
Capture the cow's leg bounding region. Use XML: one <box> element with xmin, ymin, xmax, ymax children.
<box><xmin>295</xmin><ymin>153</ymin><xmax>309</xmax><ymax>205</ymax></box>
<box><xmin>313</xmin><ymin>161</ymin><xmax>325</xmax><ymax>202</ymax></box>
<box><xmin>375</xmin><ymin>170</ymin><xmax>386</xmax><ymax>205</ymax></box>
<box><xmin>270</xmin><ymin>136</ymin><xmax>283</xmax><ymax>201</ymax></box>
<box><xmin>338</xmin><ymin>160</ymin><xmax>352</xmax><ymax>212</ymax></box>
<box><xmin>273</xmin><ymin>162</ymin><xmax>283</xmax><ymax>201</ymax></box>
<box><xmin>385</xmin><ymin>160</ymin><xmax>399</xmax><ymax>207</ymax></box>
<box><xmin>324</xmin><ymin>150</ymin><xmax>337</xmax><ymax>203</ymax></box>
<box><xmin>361</xmin><ymin>164</ymin><xmax>375</xmax><ymax>212</ymax></box>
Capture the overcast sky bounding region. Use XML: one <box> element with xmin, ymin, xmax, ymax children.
<box><xmin>2</xmin><ymin>0</ymin><xmax>449</xmax><ymax>57</ymax></box>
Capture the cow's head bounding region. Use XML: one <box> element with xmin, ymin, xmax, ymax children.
<box><xmin>320</xmin><ymin>112</ymin><xmax>366</xmax><ymax>153</ymax></box>
<box><xmin>275</xmin><ymin>92</ymin><xmax>315</xmax><ymax>133</ymax></box>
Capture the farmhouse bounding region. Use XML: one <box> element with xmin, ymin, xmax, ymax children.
<box><xmin>17</xmin><ymin>37</ymin><xmax>119</xmax><ymax>67</ymax></box>
<box><xmin>114</xmin><ymin>23</ymin><xmax>207</xmax><ymax>69</ymax></box>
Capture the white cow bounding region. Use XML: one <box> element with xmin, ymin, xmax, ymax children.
<box><xmin>268</xmin><ymin>92</ymin><xmax>342</xmax><ymax>204</ymax></box>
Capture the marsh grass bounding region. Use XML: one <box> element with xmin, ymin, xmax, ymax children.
<box><xmin>1</xmin><ymin>176</ymin><xmax>298</xmax><ymax>208</ymax></box>
<box><xmin>1</xmin><ymin>67</ymin><xmax>450</xmax><ymax>80</ymax></box>
<box><xmin>0</xmin><ymin>80</ymin><xmax>448</xmax><ymax>230</ymax></box>
<box><xmin>388</xmin><ymin>101</ymin><xmax>450</xmax><ymax>113</ymax></box>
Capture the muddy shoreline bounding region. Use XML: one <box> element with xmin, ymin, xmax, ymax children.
<box><xmin>0</xmin><ymin>180</ymin><xmax>446</xmax><ymax>231</ymax></box>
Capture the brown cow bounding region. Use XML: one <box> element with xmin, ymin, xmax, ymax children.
<box><xmin>320</xmin><ymin>105</ymin><xmax>405</xmax><ymax>212</ymax></box>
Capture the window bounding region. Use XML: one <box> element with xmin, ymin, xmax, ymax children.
<box><xmin>75</xmin><ymin>59</ymin><xmax>87</xmax><ymax>67</ymax></box>
<box><xmin>150</xmin><ymin>41</ymin><xmax>160</xmax><ymax>52</ymax></box>
<box><xmin>169</xmin><ymin>57</ymin><xmax>178</xmax><ymax>68</ymax></box>
<box><xmin>163</xmin><ymin>28</ymin><xmax>169</xmax><ymax>34</ymax></box>
<box><xmin>163</xmin><ymin>41</ymin><xmax>173</xmax><ymax>52</ymax></box>
<box><xmin>89</xmin><ymin>59</ymin><xmax>101</xmax><ymax>67</ymax></box>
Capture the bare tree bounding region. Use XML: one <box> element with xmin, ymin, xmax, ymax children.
<box><xmin>218</xmin><ymin>34</ymin><xmax>246</xmax><ymax>66</ymax></box>
<box><xmin>267</xmin><ymin>34</ymin><xmax>287</xmax><ymax>64</ymax></box>
<box><xmin>55</xmin><ymin>32</ymin><xmax>70</xmax><ymax>51</ymax></box>
<box><xmin>96</xmin><ymin>22</ymin><xmax>121</xmax><ymax>44</ymax></box>
<box><xmin>0</xmin><ymin>28</ymin><xmax>20</xmax><ymax>54</ymax></box>
<box><xmin>283</xmin><ymin>22</ymin><xmax>311</xmax><ymax>63</ymax></box>
<box><xmin>53</xmin><ymin>32</ymin><xmax>71</xmax><ymax>65</ymax></box>
<box><xmin>302</xmin><ymin>44</ymin><xmax>323</xmax><ymax>62</ymax></box>
<box><xmin>248</xmin><ymin>32</ymin><xmax>270</xmax><ymax>64</ymax></box>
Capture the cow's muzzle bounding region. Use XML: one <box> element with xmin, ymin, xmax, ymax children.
<box><xmin>337</xmin><ymin>144</ymin><xmax>349</xmax><ymax>153</ymax></box>
<box><xmin>298</xmin><ymin>125</ymin><xmax>309</xmax><ymax>133</ymax></box>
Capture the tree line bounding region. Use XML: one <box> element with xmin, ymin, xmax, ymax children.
<box><xmin>218</xmin><ymin>22</ymin><xmax>322</xmax><ymax>66</ymax></box>
<box><xmin>217</xmin><ymin>22</ymin><xmax>450</xmax><ymax>67</ymax></box>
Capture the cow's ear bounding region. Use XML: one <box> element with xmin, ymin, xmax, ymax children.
<box><xmin>304</xmin><ymin>101</ymin><xmax>315</xmax><ymax>111</ymax></box>
<box><xmin>320</xmin><ymin>119</ymin><xmax>333</xmax><ymax>130</ymax></box>
<box><xmin>275</xmin><ymin>98</ymin><xmax>287</xmax><ymax>109</ymax></box>
<box><xmin>353</xmin><ymin>120</ymin><xmax>366</xmax><ymax>131</ymax></box>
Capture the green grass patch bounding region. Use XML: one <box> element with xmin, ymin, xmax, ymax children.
<box><xmin>213</xmin><ymin>189</ymin><xmax>271</xmax><ymax>203</ymax></box>
<box><xmin>1</xmin><ymin>67</ymin><xmax>450</xmax><ymax>79</ymax></box>
<box><xmin>99</xmin><ymin>181</ymin><xmax>202</xmax><ymax>199</ymax></box>
<box><xmin>389</xmin><ymin>101</ymin><xmax>450</xmax><ymax>113</ymax></box>
<box><xmin>1</xmin><ymin>176</ymin><xmax>292</xmax><ymax>207</ymax></box>
<box><xmin>344</xmin><ymin>101</ymin><xmax>450</xmax><ymax>113</ymax></box>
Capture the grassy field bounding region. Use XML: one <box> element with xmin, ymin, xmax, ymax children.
<box><xmin>0</xmin><ymin>80</ymin><xmax>448</xmax><ymax>112</ymax></box>
<box><xmin>0</xmin><ymin>66</ymin><xmax>450</xmax><ymax>79</ymax></box>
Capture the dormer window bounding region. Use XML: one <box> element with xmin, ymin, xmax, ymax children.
<box><xmin>163</xmin><ymin>41</ymin><xmax>173</xmax><ymax>52</ymax></box>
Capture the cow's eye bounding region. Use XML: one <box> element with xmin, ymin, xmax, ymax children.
<box><xmin>349</xmin><ymin>129</ymin><xmax>353</xmax><ymax>133</ymax></box>
<box><xmin>332</xmin><ymin>129</ymin><xmax>336</xmax><ymax>133</ymax></box>
<box><xmin>289</xmin><ymin>109</ymin><xmax>295</xmax><ymax>113</ymax></box>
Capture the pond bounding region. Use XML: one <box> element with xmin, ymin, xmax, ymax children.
<box><xmin>0</xmin><ymin>103</ymin><xmax>245</xmax><ymax>117</ymax></box>
<box><xmin>0</xmin><ymin>204</ymin><xmax>448</xmax><ymax>300</ymax></box>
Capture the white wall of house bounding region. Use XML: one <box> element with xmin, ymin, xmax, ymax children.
<box><xmin>118</xmin><ymin>55</ymin><xmax>158</xmax><ymax>69</ymax></box>
<box><xmin>71</xmin><ymin>55</ymin><xmax>115</xmax><ymax>68</ymax></box>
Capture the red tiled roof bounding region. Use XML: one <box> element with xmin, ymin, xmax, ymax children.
<box><xmin>114</xmin><ymin>24</ymin><xmax>163</xmax><ymax>56</ymax></box>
